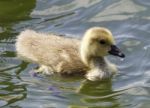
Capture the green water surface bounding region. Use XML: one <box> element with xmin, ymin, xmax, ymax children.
<box><xmin>0</xmin><ymin>0</ymin><xmax>150</xmax><ymax>108</ymax></box>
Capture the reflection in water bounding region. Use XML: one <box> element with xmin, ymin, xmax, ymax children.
<box><xmin>0</xmin><ymin>0</ymin><xmax>35</xmax><ymax>23</ymax></box>
<box><xmin>0</xmin><ymin>0</ymin><xmax>36</xmax><ymax>107</ymax></box>
<box><xmin>0</xmin><ymin>0</ymin><xmax>150</xmax><ymax>108</ymax></box>
<box><xmin>0</xmin><ymin>62</ymin><xmax>28</xmax><ymax>107</ymax></box>
<box><xmin>72</xmin><ymin>80</ymin><xmax>121</xmax><ymax>108</ymax></box>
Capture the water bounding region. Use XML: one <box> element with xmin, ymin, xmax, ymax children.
<box><xmin>0</xmin><ymin>0</ymin><xmax>150</xmax><ymax>108</ymax></box>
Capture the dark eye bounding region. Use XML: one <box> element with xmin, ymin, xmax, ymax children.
<box><xmin>99</xmin><ymin>40</ymin><xmax>106</xmax><ymax>45</ymax></box>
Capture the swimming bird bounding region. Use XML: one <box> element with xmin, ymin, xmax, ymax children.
<box><xmin>16</xmin><ymin>27</ymin><xmax>125</xmax><ymax>81</ymax></box>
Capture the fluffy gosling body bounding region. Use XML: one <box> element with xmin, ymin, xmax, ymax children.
<box><xmin>16</xmin><ymin>27</ymin><xmax>125</xmax><ymax>81</ymax></box>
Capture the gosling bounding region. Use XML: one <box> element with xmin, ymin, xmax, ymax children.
<box><xmin>16</xmin><ymin>27</ymin><xmax>125</xmax><ymax>81</ymax></box>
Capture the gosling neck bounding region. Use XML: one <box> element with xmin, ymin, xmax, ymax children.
<box><xmin>80</xmin><ymin>46</ymin><xmax>106</xmax><ymax>69</ymax></box>
<box><xmin>82</xmin><ymin>55</ymin><xmax>106</xmax><ymax>69</ymax></box>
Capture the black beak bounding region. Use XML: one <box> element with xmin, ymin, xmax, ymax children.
<box><xmin>108</xmin><ymin>45</ymin><xmax>125</xmax><ymax>58</ymax></box>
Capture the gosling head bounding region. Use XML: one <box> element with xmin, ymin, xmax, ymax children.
<box><xmin>80</xmin><ymin>27</ymin><xmax>125</xmax><ymax>65</ymax></box>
